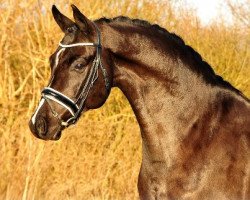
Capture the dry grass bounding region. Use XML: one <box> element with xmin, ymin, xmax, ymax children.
<box><xmin>0</xmin><ymin>0</ymin><xmax>249</xmax><ymax>199</ymax></box>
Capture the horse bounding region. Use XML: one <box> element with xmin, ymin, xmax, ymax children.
<box><xmin>29</xmin><ymin>5</ymin><xmax>250</xmax><ymax>200</ymax></box>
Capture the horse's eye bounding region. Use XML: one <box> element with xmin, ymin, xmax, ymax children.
<box><xmin>75</xmin><ymin>63</ymin><xmax>83</xmax><ymax>69</ymax></box>
<box><xmin>72</xmin><ymin>56</ymin><xmax>92</xmax><ymax>71</ymax></box>
<box><xmin>73</xmin><ymin>58</ymin><xmax>89</xmax><ymax>70</ymax></box>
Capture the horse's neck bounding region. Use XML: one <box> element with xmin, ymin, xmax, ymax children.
<box><xmin>101</xmin><ymin>23</ymin><xmax>246</xmax><ymax>162</ymax></box>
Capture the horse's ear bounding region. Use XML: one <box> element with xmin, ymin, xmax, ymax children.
<box><xmin>71</xmin><ymin>4</ymin><xmax>94</xmax><ymax>34</ymax></box>
<box><xmin>52</xmin><ymin>5</ymin><xmax>75</xmax><ymax>33</ymax></box>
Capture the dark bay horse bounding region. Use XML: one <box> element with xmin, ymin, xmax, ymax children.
<box><xmin>29</xmin><ymin>5</ymin><xmax>250</xmax><ymax>200</ymax></box>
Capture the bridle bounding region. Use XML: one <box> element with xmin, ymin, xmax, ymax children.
<box><xmin>41</xmin><ymin>22</ymin><xmax>110</xmax><ymax>127</ymax></box>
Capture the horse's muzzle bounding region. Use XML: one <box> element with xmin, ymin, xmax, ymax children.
<box><xmin>36</xmin><ymin>116</ymin><xmax>47</xmax><ymax>136</ymax></box>
<box><xmin>29</xmin><ymin>117</ymin><xmax>62</xmax><ymax>141</ymax></box>
<box><xmin>29</xmin><ymin>116</ymin><xmax>48</xmax><ymax>139</ymax></box>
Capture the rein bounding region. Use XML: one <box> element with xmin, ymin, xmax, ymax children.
<box><xmin>41</xmin><ymin>22</ymin><xmax>110</xmax><ymax>127</ymax></box>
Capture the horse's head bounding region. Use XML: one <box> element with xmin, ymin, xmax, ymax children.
<box><xmin>29</xmin><ymin>5</ymin><xmax>112</xmax><ymax>140</ymax></box>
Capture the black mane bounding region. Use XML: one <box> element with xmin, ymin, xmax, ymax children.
<box><xmin>95</xmin><ymin>16</ymin><xmax>243</xmax><ymax>96</ymax></box>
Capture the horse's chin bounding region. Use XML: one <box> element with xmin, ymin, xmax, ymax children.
<box><xmin>52</xmin><ymin>130</ymin><xmax>62</xmax><ymax>140</ymax></box>
<box><xmin>38</xmin><ymin>128</ymin><xmax>62</xmax><ymax>141</ymax></box>
<box><xmin>47</xmin><ymin>123</ymin><xmax>64</xmax><ymax>141</ymax></box>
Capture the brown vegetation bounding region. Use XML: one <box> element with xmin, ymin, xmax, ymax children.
<box><xmin>0</xmin><ymin>0</ymin><xmax>249</xmax><ymax>199</ymax></box>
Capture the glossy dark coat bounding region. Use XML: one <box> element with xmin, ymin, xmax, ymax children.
<box><xmin>29</xmin><ymin>5</ymin><xmax>250</xmax><ymax>200</ymax></box>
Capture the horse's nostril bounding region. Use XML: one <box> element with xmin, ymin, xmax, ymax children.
<box><xmin>35</xmin><ymin>116</ymin><xmax>47</xmax><ymax>136</ymax></box>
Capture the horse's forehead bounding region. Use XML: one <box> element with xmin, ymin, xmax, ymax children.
<box><xmin>61</xmin><ymin>34</ymin><xmax>75</xmax><ymax>44</ymax></box>
<box><xmin>61</xmin><ymin>31</ymin><xmax>89</xmax><ymax>45</ymax></box>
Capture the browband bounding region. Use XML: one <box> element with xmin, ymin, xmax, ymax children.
<box><xmin>59</xmin><ymin>42</ymin><xmax>99</xmax><ymax>48</ymax></box>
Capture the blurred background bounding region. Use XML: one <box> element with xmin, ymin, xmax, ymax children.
<box><xmin>0</xmin><ymin>0</ymin><xmax>249</xmax><ymax>199</ymax></box>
